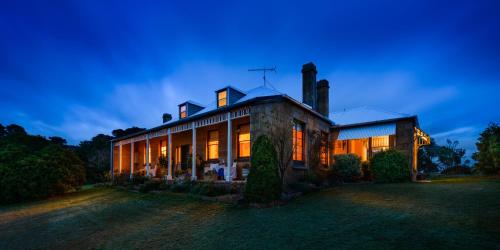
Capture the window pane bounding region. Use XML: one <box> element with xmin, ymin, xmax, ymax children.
<box><xmin>218</xmin><ymin>91</ymin><xmax>227</xmax><ymax>107</ymax></box>
<box><xmin>208</xmin><ymin>131</ymin><xmax>219</xmax><ymax>160</ymax></box>
<box><xmin>239</xmin><ymin>141</ymin><xmax>250</xmax><ymax>157</ymax></box>
<box><xmin>292</xmin><ymin>121</ymin><xmax>304</xmax><ymax>161</ymax></box>
<box><xmin>238</xmin><ymin>124</ymin><xmax>250</xmax><ymax>158</ymax></box>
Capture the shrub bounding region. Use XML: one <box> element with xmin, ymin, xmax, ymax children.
<box><xmin>333</xmin><ymin>154</ymin><xmax>362</xmax><ymax>182</ymax></box>
<box><xmin>361</xmin><ymin>161</ymin><xmax>373</xmax><ymax>181</ymax></box>
<box><xmin>190</xmin><ymin>182</ymin><xmax>230</xmax><ymax>197</ymax></box>
<box><xmin>371</xmin><ymin>150</ymin><xmax>409</xmax><ymax>183</ymax></box>
<box><xmin>139</xmin><ymin>180</ymin><xmax>162</xmax><ymax>193</ymax></box>
<box><xmin>244</xmin><ymin>135</ymin><xmax>281</xmax><ymax>203</ymax></box>
<box><xmin>169</xmin><ymin>180</ymin><xmax>194</xmax><ymax>193</ymax></box>
<box><xmin>0</xmin><ymin>144</ymin><xmax>85</xmax><ymax>204</ymax></box>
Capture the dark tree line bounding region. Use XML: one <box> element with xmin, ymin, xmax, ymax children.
<box><xmin>419</xmin><ymin>123</ymin><xmax>500</xmax><ymax>175</ymax></box>
<box><xmin>0</xmin><ymin>123</ymin><xmax>145</xmax><ymax>203</ymax></box>
<box><xmin>0</xmin><ymin>124</ymin><xmax>85</xmax><ymax>203</ymax></box>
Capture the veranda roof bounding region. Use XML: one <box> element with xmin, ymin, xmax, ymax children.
<box><xmin>337</xmin><ymin>122</ymin><xmax>396</xmax><ymax>140</ymax></box>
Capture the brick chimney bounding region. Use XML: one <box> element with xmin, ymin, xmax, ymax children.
<box><xmin>316</xmin><ymin>79</ymin><xmax>329</xmax><ymax>117</ymax></box>
<box><xmin>302</xmin><ymin>62</ymin><xmax>317</xmax><ymax>109</ymax></box>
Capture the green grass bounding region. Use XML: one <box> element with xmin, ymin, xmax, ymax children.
<box><xmin>1</xmin><ymin>176</ymin><xmax>499</xmax><ymax>250</ymax></box>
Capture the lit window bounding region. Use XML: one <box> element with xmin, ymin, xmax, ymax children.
<box><xmin>175</xmin><ymin>146</ymin><xmax>181</xmax><ymax>165</ymax></box>
<box><xmin>293</xmin><ymin>121</ymin><xmax>304</xmax><ymax>161</ymax></box>
<box><xmin>320</xmin><ymin>132</ymin><xmax>328</xmax><ymax>166</ymax></box>
<box><xmin>334</xmin><ymin>140</ymin><xmax>348</xmax><ymax>154</ymax></box>
<box><xmin>160</xmin><ymin>140</ymin><xmax>167</xmax><ymax>157</ymax></box>
<box><xmin>207</xmin><ymin>130</ymin><xmax>219</xmax><ymax>160</ymax></box>
<box><xmin>218</xmin><ymin>90</ymin><xmax>227</xmax><ymax>107</ymax></box>
<box><xmin>372</xmin><ymin>135</ymin><xmax>390</xmax><ymax>153</ymax></box>
<box><xmin>238</xmin><ymin>124</ymin><xmax>250</xmax><ymax>158</ymax></box>
<box><xmin>180</xmin><ymin>105</ymin><xmax>187</xmax><ymax>119</ymax></box>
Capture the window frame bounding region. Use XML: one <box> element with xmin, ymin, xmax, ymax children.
<box><xmin>237</xmin><ymin>124</ymin><xmax>251</xmax><ymax>159</ymax></box>
<box><xmin>292</xmin><ymin>120</ymin><xmax>305</xmax><ymax>162</ymax></box>
<box><xmin>179</xmin><ymin>104</ymin><xmax>187</xmax><ymax>119</ymax></box>
<box><xmin>207</xmin><ymin>130</ymin><xmax>219</xmax><ymax>161</ymax></box>
<box><xmin>319</xmin><ymin>132</ymin><xmax>328</xmax><ymax>167</ymax></box>
<box><xmin>217</xmin><ymin>90</ymin><xmax>228</xmax><ymax>108</ymax></box>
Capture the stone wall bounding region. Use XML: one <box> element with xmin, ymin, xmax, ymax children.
<box><xmin>250</xmin><ymin>99</ymin><xmax>331</xmax><ymax>185</ymax></box>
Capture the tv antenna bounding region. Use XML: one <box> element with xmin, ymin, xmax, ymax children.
<box><xmin>248</xmin><ymin>66</ymin><xmax>276</xmax><ymax>87</ymax></box>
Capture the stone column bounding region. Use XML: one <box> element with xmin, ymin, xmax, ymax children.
<box><xmin>191</xmin><ymin>122</ymin><xmax>197</xmax><ymax>181</ymax></box>
<box><xmin>226</xmin><ymin>112</ymin><xmax>232</xmax><ymax>182</ymax></box>
<box><xmin>146</xmin><ymin>134</ymin><xmax>150</xmax><ymax>177</ymax></box>
<box><xmin>167</xmin><ymin>129</ymin><xmax>173</xmax><ymax>180</ymax></box>
<box><xmin>130</xmin><ymin>140</ymin><xmax>134</xmax><ymax>179</ymax></box>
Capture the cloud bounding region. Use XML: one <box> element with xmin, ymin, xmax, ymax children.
<box><xmin>328</xmin><ymin>70</ymin><xmax>459</xmax><ymax>114</ymax></box>
<box><xmin>433</xmin><ymin>126</ymin><xmax>475</xmax><ymax>138</ymax></box>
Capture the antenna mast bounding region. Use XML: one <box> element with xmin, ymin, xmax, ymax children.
<box><xmin>248</xmin><ymin>66</ymin><xmax>276</xmax><ymax>87</ymax></box>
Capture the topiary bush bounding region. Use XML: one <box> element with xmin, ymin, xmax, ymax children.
<box><xmin>371</xmin><ymin>150</ymin><xmax>409</xmax><ymax>183</ymax></box>
<box><xmin>244</xmin><ymin>135</ymin><xmax>281</xmax><ymax>203</ymax></box>
<box><xmin>333</xmin><ymin>154</ymin><xmax>362</xmax><ymax>182</ymax></box>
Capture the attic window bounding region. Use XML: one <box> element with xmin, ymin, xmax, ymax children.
<box><xmin>218</xmin><ymin>90</ymin><xmax>227</xmax><ymax>107</ymax></box>
<box><xmin>180</xmin><ymin>105</ymin><xmax>187</xmax><ymax>119</ymax></box>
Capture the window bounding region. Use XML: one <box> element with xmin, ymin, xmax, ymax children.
<box><xmin>218</xmin><ymin>90</ymin><xmax>227</xmax><ymax>107</ymax></box>
<box><xmin>334</xmin><ymin>140</ymin><xmax>348</xmax><ymax>154</ymax></box>
<box><xmin>160</xmin><ymin>140</ymin><xmax>167</xmax><ymax>157</ymax></box>
<box><xmin>180</xmin><ymin>105</ymin><xmax>187</xmax><ymax>119</ymax></box>
<box><xmin>238</xmin><ymin>124</ymin><xmax>250</xmax><ymax>158</ymax></box>
<box><xmin>207</xmin><ymin>130</ymin><xmax>219</xmax><ymax>160</ymax></box>
<box><xmin>175</xmin><ymin>146</ymin><xmax>181</xmax><ymax>165</ymax></box>
<box><xmin>372</xmin><ymin>135</ymin><xmax>390</xmax><ymax>153</ymax></box>
<box><xmin>292</xmin><ymin>121</ymin><xmax>304</xmax><ymax>161</ymax></box>
<box><xmin>320</xmin><ymin>132</ymin><xmax>328</xmax><ymax>166</ymax></box>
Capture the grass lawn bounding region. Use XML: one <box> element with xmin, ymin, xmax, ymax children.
<box><xmin>1</xmin><ymin>176</ymin><xmax>499</xmax><ymax>250</ymax></box>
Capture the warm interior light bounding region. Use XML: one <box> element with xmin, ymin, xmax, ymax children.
<box><xmin>208</xmin><ymin>130</ymin><xmax>219</xmax><ymax>160</ymax></box>
<box><xmin>293</xmin><ymin>121</ymin><xmax>304</xmax><ymax>161</ymax></box>
<box><xmin>180</xmin><ymin>105</ymin><xmax>187</xmax><ymax>118</ymax></box>
<box><xmin>218</xmin><ymin>90</ymin><xmax>227</xmax><ymax>107</ymax></box>
<box><xmin>238</xmin><ymin>124</ymin><xmax>250</xmax><ymax>157</ymax></box>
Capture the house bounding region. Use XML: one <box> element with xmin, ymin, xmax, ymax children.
<box><xmin>110</xmin><ymin>62</ymin><xmax>430</xmax><ymax>183</ymax></box>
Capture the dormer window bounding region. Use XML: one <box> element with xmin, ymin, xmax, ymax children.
<box><xmin>180</xmin><ymin>105</ymin><xmax>187</xmax><ymax>119</ymax></box>
<box><xmin>218</xmin><ymin>90</ymin><xmax>227</xmax><ymax>107</ymax></box>
<box><xmin>215</xmin><ymin>86</ymin><xmax>246</xmax><ymax>109</ymax></box>
<box><xmin>178</xmin><ymin>101</ymin><xmax>205</xmax><ymax>119</ymax></box>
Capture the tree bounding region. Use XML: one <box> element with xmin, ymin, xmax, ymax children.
<box><xmin>418</xmin><ymin>138</ymin><xmax>440</xmax><ymax>173</ymax></box>
<box><xmin>0</xmin><ymin>124</ymin><xmax>5</xmax><ymax>137</ymax></box>
<box><xmin>266</xmin><ymin>113</ymin><xmax>294</xmax><ymax>187</ymax></box>
<box><xmin>244</xmin><ymin>135</ymin><xmax>281</xmax><ymax>203</ymax></box>
<box><xmin>76</xmin><ymin>134</ymin><xmax>113</xmax><ymax>183</ymax></box>
<box><xmin>0</xmin><ymin>124</ymin><xmax>85</xmax><ymax>203</ymax></box>
<box><xmin>112</xmin><ymin>127</ymin><xmax>146</xmax><ymax>138</ymax></box>
<box><xmin>49</xmin><ymin>136</ymin><xmax>67</xmax><ymax>145</ymax></box>
<box><xmin>473</xmin><ymin>123</ymin><xmax>500</xmax><ymax>175</ymax></box>
<box><xmin>438</xmin><ymin>139</ymin><xmax>466</xmax><ymax>169</ymax></box>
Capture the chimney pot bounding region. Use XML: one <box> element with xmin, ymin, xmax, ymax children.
<box><xmin>316</xmin><ymin>79</ymin><xmax>330</xmax><ymax>117</ymax></box>
<box><xmin>302</xmin><ymin>62</ymin><xmax>317</xmax><ymax>108</ymax></box>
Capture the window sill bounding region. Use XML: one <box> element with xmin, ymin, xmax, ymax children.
<box><xmin>292</xmin><ymin>161</ymin><xmax>307</xmax><ymax>170</ymax></box>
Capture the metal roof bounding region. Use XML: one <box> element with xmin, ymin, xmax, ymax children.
<box><xmin>331</xmin><ymin>106</ymin><xmax>412</xmax><ymax>126</ymax></box>
<box><xmin>337</xmin><ymin>122</ymin><xmax>396</xmax><ymax>140</ymax></box>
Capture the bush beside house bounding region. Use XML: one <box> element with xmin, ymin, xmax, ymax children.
<box><xmin>371</xmin><ymin>150</ymin><xmax>409</xmax><ymax>183</ymax></box>
<box><xmin>332</xmin><ymin>154</ymin><xmax>362</xmax><ymax>182</ymax></box>
<box><xmin>244</xmin><ymin>135</ymin><xmax>281</xmax><ymax>203</ymax></box>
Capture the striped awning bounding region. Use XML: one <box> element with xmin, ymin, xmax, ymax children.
<box><xmin>338</xmin><ymin>123</ymin><xmax>396</xmax><ymax>140</ymax></box>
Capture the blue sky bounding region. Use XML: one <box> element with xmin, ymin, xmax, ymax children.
<box><xmin>1</xmin><ymin>0</ymin><xmax>499</xmax><ymax>156</ymax></box>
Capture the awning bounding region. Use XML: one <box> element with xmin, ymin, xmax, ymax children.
<box><xmin>338</xmin><ymin>123</ymin><xmax>396</xmax><ymax>140</ymax></box>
